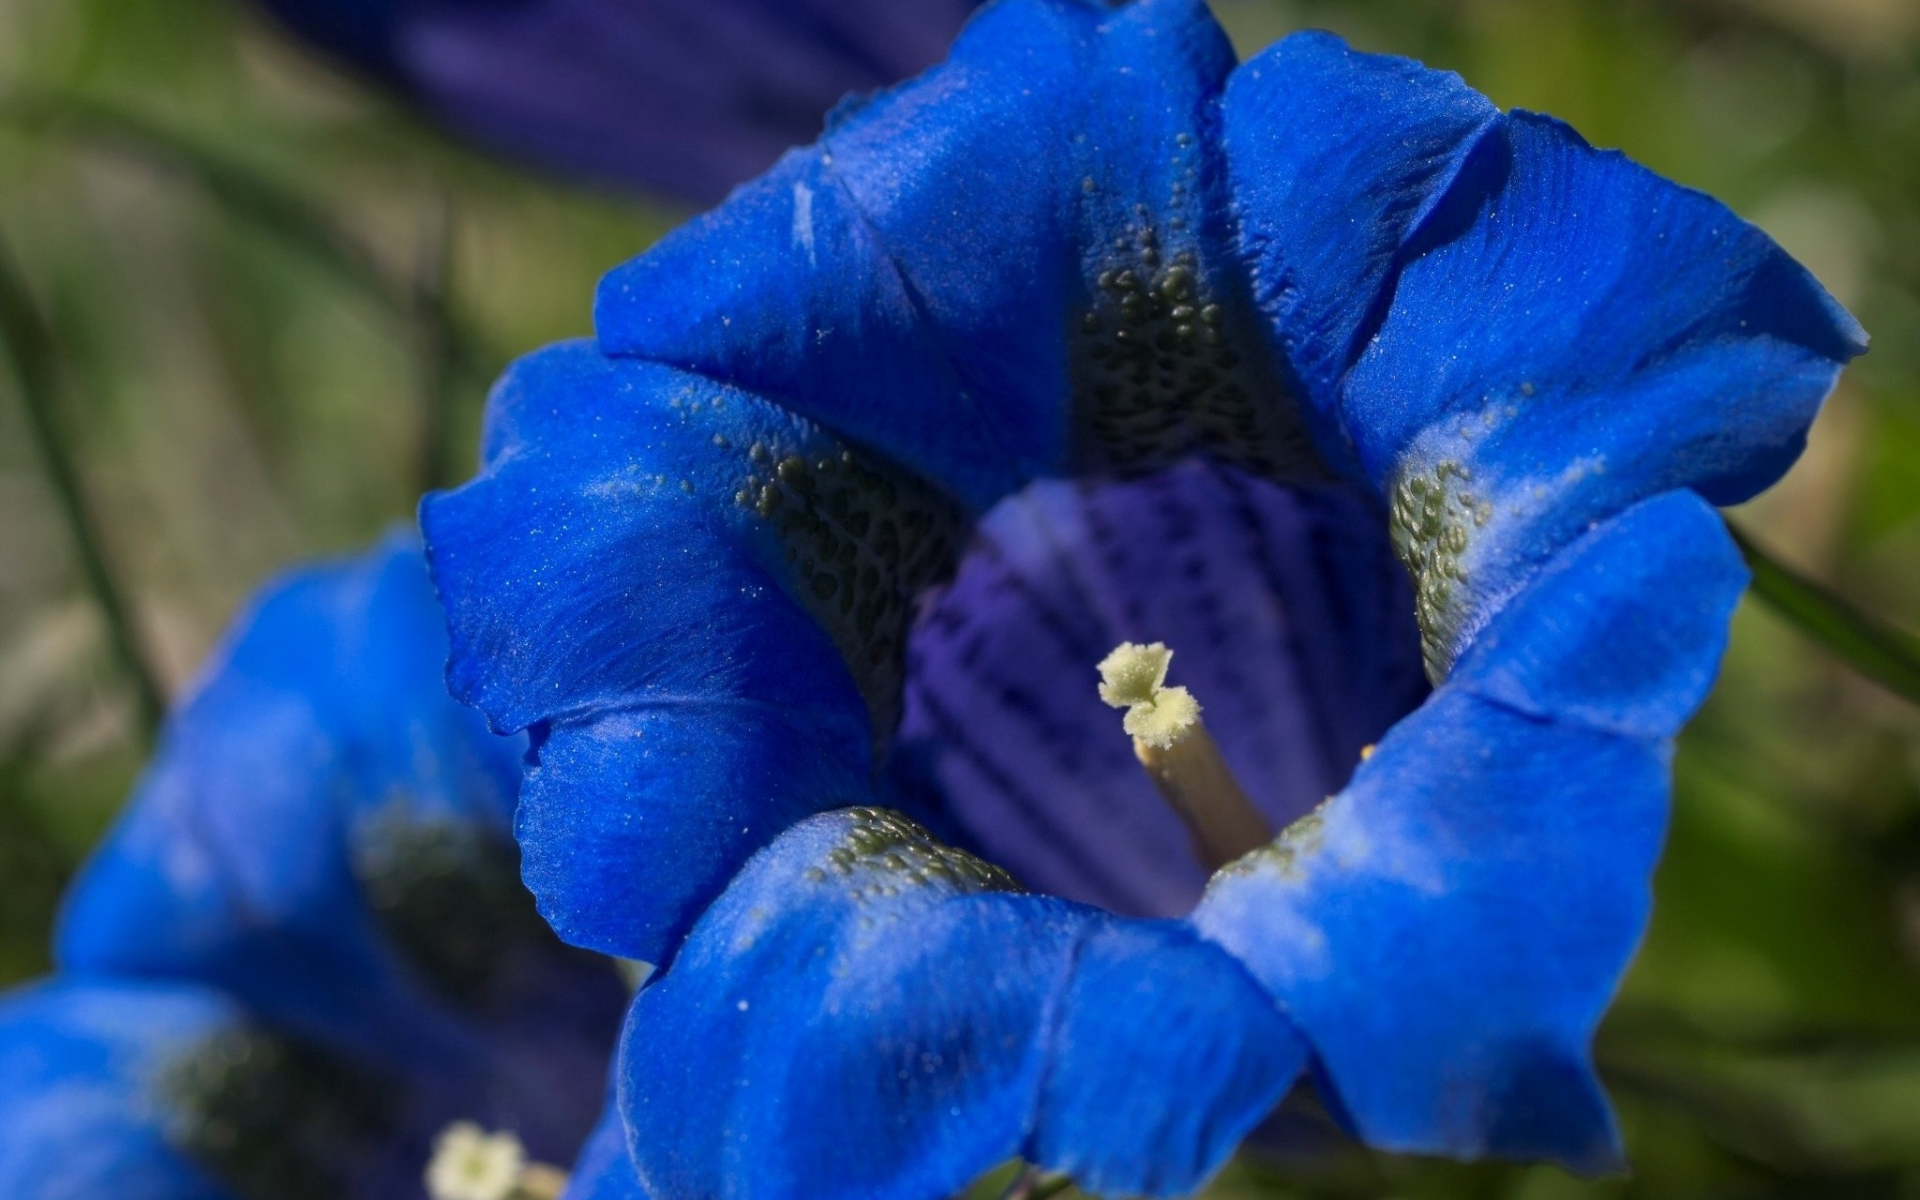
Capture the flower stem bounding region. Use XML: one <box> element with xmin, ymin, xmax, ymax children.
<box><xmin>1728</xmin><ymin>522</ymin><xmax>1920</xmax><ymax>707</ymax></box>
<box><xmin>0</xmin><ymin>235</ymin><xmax>165</xmax><ymax>742</ymax></box>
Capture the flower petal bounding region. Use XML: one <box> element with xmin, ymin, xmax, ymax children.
<box><xmin>1224</xmin><ymin>30</ymin><xmax>1499</xmax><ymax>474</ymax></box>
<box><xmin>0</xmin><ymin>978</ymin><xmax>442</xmax><ymax>1200</ymax></box>
<box><xmin>1448</xmin><ymin>490</ymin><xmax>1747</xmax><ymax>739</ymax></box>
<box><xmin>1025</xmin><ymin>920</ymin><xmax>1307</xmax><ymax>1197</ymax></box>
<box><xmin>57</xmin><ymin>534</ymin><xmax>525</xmax><ymax>1060</ymax></box>
<box><xmin>560</xmin><ymin>1096</ymin><xmax>650</xmax><ymax>1200</ymax></box>
<box><xmin>1193</xmin><ymin>691</ymin><xmax>1656</xmax><ymax>1174</ymax></box>
<box><xmin>424</xmin><ymin>342</ymin><xmax>961</xmax><ymax>958</ymax></box>
<box><xmin>1227</xmin><ymin>31</ymin><xmax>1863</xmax><ymax>675</ymax></box>
<box><xmin>1190</xmin><ymin>491</ymin><xmax>1749</xmax><ymax>1172</ymax></box>
<box><xmin>621</xmin><ymin>809</ymin><xmax>1302</xmax><ymax>1200</ymax></box>
<box><xmin>595</xmin><ymin>0</ymin><xmax>1274</xmax><ymax>508</ymax></box>
<box><xmin>515</xmin><ymin>706</ymin><xmax>870</xmax><ymax>962</ymax></box>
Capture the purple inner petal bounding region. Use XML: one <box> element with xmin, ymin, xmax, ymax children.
<box><xmin>890</xmin><ymin>459</ymin><xmax>1426</xmax><ymax>917</ymax></box>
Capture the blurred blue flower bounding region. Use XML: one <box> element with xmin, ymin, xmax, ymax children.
<box><xmin>248</xmin><ymin>0</ymin><xmax>981</xmax><ymax>203</ymax></box>
<box><xmin>421</xmin><ymin>0</ymin><xmax>1866</xmax><ymax>1195</ymax></box>
<box><xmin>0</xmin><ymin>533</ymin><xmax>625</xmax><ymax>1198</ymax></box>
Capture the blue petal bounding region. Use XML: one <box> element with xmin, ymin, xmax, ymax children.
<box><xmin>1026</xmin><ymin>920</ymin><xmax>1306</xmax><ymax>1197</ymax></box>
<box><xmin>595</xmin><ymin>0</ymin><xmax>1277</xmax><ymax>508</ymax></box>
<box><xmin>891</xmin><ymin>461</ymin><xmax>1424</xmax><ymax>917</ymax></box>
<box><xmin>0</xmin><ymin>979</ymin><xmax>236</xmax><ymax>1199</ymax></box>
<box><xmin>253</xmin><ymin>0</ymin><xmax>980</xmax><ymax>204</ymax></box>
<box><xmin>1224</xmin><ymin>30</ymin><xmax>1499</xmax><ymax>475</ymax></box>
<box><xmin>1227</xmin><ymin>31</ymin><xmax>1864</xmax><ymax>674</ymax></box>
<box><xmin>515</xmin><ymin>706</ymin><xmax>870</xmax><ymax>962</ymax></box>
<box><xmin>59</xmin><ymin>533</ymin><xmax>520</xmax><ymax>1059</ymax></box>
<box><xmin>621</xmin><ymin>809</ymin><xmax>1302</xmax><ymax>1200</ymax></box>
<box><xmin>1448</xmin><ymin>490</ymin><xmax>1747</xmax><ymax>739</ymax></box>
<box><xmin>56</xmin><ymin>534</ymin><xmax>622</xmax><ymax>1161</ymax></box>
<box><xmin>1190</xmin><ymin>491</ymin><xmax>1750</xmax><ymax>1172</ymax></box>
<box><xmin>424</xmin><ymin>342</ymin><xmax>911</xmax><ymax>960</ymax></box>
<box><xmin>561</xmin><ymin>1096</ymin><xmax>650</xmax><ymax>1200</ymax></box>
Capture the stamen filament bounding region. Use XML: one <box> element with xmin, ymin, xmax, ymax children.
<box><xmin>516</xmin><ymin>1164</ymin><xmax>569</xmax><ymax>1200</ymax></box>
<box><xmin>1097</xmin><ymin>642</ymin><xmax>1273</xmax><ymax>871</ymax></box>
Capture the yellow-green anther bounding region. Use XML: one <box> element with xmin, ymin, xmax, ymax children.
<box><xmin>1097</xmin><ymin>641</ymin><xmax>1201</xmax><ymax>749</ymax></box>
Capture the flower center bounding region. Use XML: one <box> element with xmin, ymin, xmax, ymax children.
<box><xmin>891</xmin><ymin>460</ymin><xmax>1428</xmax><ymax>919</ymax></box>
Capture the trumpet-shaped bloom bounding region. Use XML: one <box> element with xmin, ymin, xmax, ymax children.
<box><xmin>3</xmin><ymin>533</ymin><xmax>625</xmax><ymax>1199</ymax></box>
<box><xmin>421</xmin><ymin>1</ymin><xmax>1865</xmax><ymax>1196</ymax></box>
<box><xmin>247</xmin><ymin>0</ymin><xmax>979</xmax><ymax>203</ymax></box>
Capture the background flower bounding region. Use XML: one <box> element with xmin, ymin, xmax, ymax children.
<box><xmin>0</xmin><ymin>535</ymin><xmax>624</xmax><ymax>1198</ymax></box>
<box><xmin>244</xmin><ymin>0</ymin><xmax>983</xmax><ymax>204</ymax></box>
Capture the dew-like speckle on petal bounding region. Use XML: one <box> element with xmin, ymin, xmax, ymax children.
<box><xmin>812</xmin><ymin>807</ymin><xmax>1023</xmax><ymax>906</ymax></box>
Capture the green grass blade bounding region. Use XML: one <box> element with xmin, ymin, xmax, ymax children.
<box><xmin>0</xmin><ymin>237</ymin><xmax>166</xmax><ymax>741</ymax></box>
<box><xmin>1731</xmin><ymin>522</ymin><xmax>1920</xmax><ymax>707</ymax></box>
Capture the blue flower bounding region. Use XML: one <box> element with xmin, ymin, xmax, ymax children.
<box><xmin>420</xmin><ymin>1</ymin><xmax>1866</xmax><ymax>1196</ymax></box>
<box><xmin>2</xmin><ymin>533</ymin><xmax>626</xmax><ymax>1198</ymax></box>
<box><xmin>247</xmin><ymin>0</ymin><xmax>981</xmax><ymax>203</ymax></box>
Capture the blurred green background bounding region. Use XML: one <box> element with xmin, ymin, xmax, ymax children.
<box><xmin>3</xmin><ymin>0</ymin><xmax>1919</xmax><ymax>1194</ymax></box>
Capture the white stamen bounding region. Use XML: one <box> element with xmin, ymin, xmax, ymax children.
<box><xmin>426</xmin><ymin>1123</ymin><xmax>565</xmax><ymax>1200</ymax></box>
<box><xmin>1098</xmin><ymin>641</ymin><xmax>1273</xmax><ymax>871</ymax></box>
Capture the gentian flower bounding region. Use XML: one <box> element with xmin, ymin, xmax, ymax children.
<box><xmin>421</xmin><ymin>1</ymin><xmax>1867</xmax><ymax>1196</ymax></box>
<box><xmin>248</xmin><ymin>0</ymin><xmax>980</xmax><ymax>203</ymax></box>
<box><xmin>0</xmin><ymin>534</ymin><xmax>625</xmax><ymax>1198</ymax></box>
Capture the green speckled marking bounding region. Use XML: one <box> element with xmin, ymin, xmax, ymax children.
<box><xmin>730</xmin><ymin>436</ymin><xmax>964</xmax><ymax>742</ymax></box>
<box><xmin>810</xmin><ymin>807</ymin><xmax>1023</xmax><ymax>902</ymax></box>
<box><xmin>1389</xmin><ymin>460</ymin><xmax>1487</xmax><ymax>680</ymax></box>
<box><xmin>1071</xmin><ymin>140</ymin><xmax>1320</xmax><ymax>481</ymax></box>
<box><xmin>1219</xmin><ymin>802</ymin><xmax>1328</xmax><ymax>881</ymax></box>
<box><xmin>355</xmin><ymin>809</ymin><xmax>572</xmax><ymax>1005</ymax></box>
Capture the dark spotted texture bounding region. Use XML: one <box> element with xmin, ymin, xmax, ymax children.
<box><xmin>803</xmin><ymin>806</ymin><xmax>1023</xmax><ymax>900</ymax></box>
<box><xmin>733</xmin><ymin>438</ymin><xmax>966</xmax><ymax>740</ymax></box>
<box><xmin>355</xmin><ymin>813</ymin><xmax>570</xmax><ymax>1006</ymax></box>
<box><xmin>1072</xmin><ymin>135</ymin><xmax>1321</xmax><ymax>482</ymax></box>
<box><xmin>1388</xmin><ymin>458</ymin><xmax>1489</xmax><ymax>681</ymax></box>
<box><xmin>160</xmin><ymin>1027</ymin><xmax>396</xmax><ymax>1200</ymax></box>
